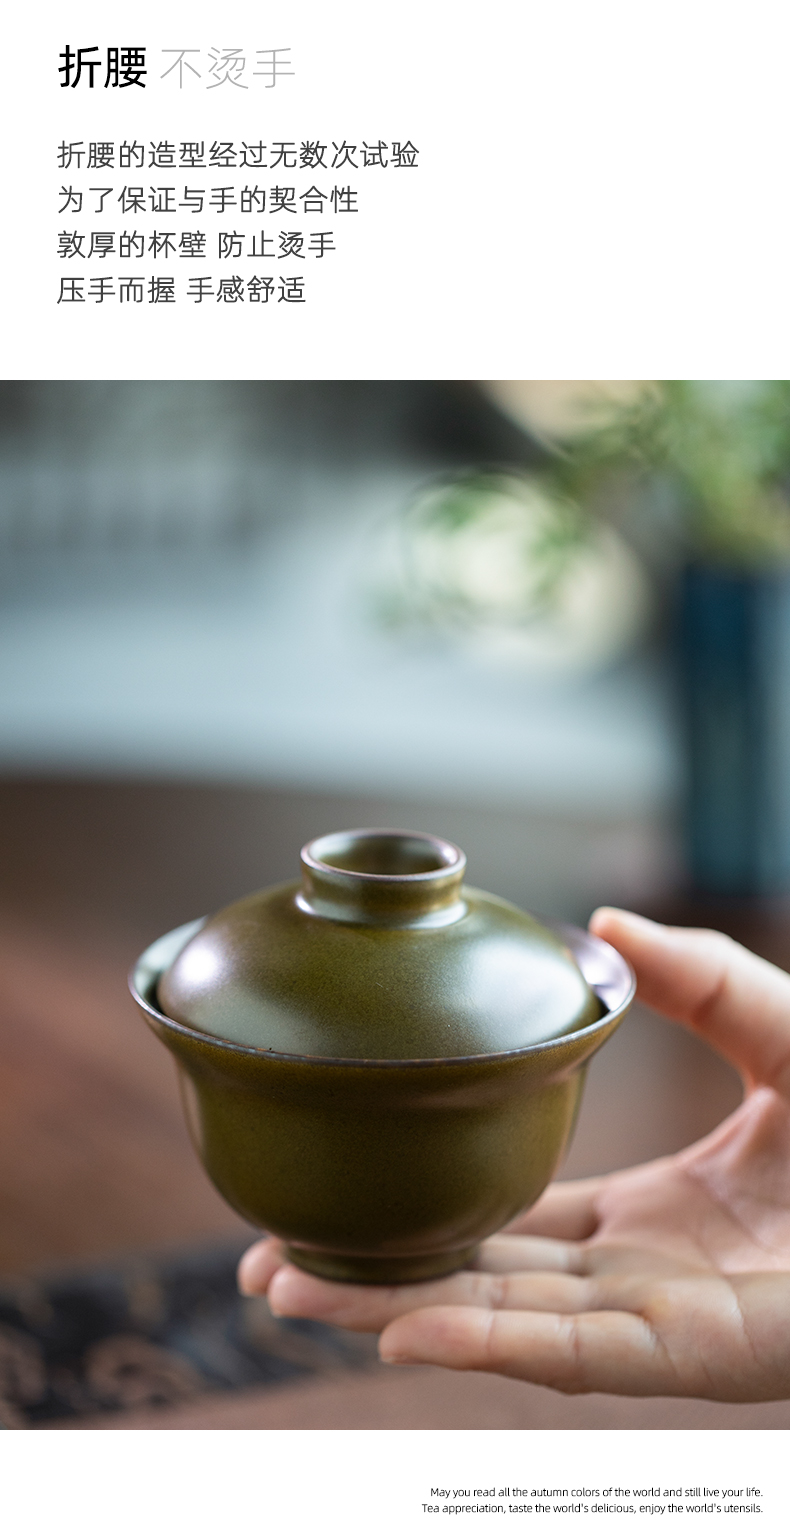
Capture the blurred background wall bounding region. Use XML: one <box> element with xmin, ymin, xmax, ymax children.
<box><xmin>0</xmin><ymin>380</ymin><xmax>681</xmax><ymax>936</ymax></box>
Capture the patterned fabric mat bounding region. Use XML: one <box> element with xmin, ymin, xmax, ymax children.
<box><xmin>0</xmin><ymin>1239</ymin><xmax>379</xmax><ymax>1427</ymax></box>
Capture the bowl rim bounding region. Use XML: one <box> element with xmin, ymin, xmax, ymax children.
<box><xmin>129</xmin><ymin>916</ymin><xmax>635</xmax><ymax>1069</ymax></box>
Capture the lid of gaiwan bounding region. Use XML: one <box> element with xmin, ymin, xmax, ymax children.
<box><xmin>156</xmin><ymin>829</ymin><xmax>601</xmax><ymax>1060</ymax></box>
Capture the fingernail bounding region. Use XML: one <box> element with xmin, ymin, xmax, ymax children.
<box><xmin>379</xmin><ymin>1349</ymin><xmax>414</xmax><ymax>1365</ymax></box>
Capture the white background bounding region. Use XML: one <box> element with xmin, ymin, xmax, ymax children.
<box><xmin>2</xmin><ymin>1429</ymin><xmax>783</xmax><ymax>1534</ymax></box>
<box><xmin>4</xmin><ymin>0</ymin><xmax>790</xmax><ymax>378</ymax></box>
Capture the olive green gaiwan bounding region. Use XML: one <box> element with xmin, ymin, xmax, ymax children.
<box><xmin>131</xmin><ymin>829</ymin><xmax>634</xmax><ymax>1285</ymax></box>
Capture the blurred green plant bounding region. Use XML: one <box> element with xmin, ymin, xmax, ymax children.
<box><xmin>377</xmin><ymin>383</ymin><xmax>790</xmax><ymax>669</ymax></box>
<box><xmin>398</xmin><ymin>470</ymin><xmax>591</xmax><ymax>623</ymax></box>
<box><xmin>374</xmin><ymin>466</ymin><xmax>650</xmax><ymax>675</ymax></box>
<box><xmin>553</xmin><ymin>380</ymin><xmax>790</xmax><ymax>567</ymax></box>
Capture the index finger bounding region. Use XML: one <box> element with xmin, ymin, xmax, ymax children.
<box><xmin>589</xmin><ymin>908</ymin><xmax>790</xmax><ymax>1093</ymax></box>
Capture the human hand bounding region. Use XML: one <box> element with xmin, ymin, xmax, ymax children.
<box><xmin>239</xmin><ymin>910</ymin><xmax>790</xmax><ymax>1401</ymax></box>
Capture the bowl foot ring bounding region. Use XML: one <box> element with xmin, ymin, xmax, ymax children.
<box><xmin>283</xmin><ymin>1242</ymin><xmax>479</xmax><ymax>1285</ymax></box>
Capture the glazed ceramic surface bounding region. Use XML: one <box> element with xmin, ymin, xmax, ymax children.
<box><xmin>157</xmin><ymin>829</ymin><xmax>601</xmax><ymax>1057</ymax></box>
<box><xmin>131</xmin><ymin>829</ymin><xmax>634</xmax><ymax>1284</ymax></box>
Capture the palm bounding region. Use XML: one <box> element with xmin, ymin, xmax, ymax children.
<box><xmin>239</xmin><ymin>912</ymin><xmax>790</xmax><ymax>1402</ymax></box>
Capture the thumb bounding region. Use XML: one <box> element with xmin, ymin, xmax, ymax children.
<box><xmin>589</xmin><ymin>908</ymin><xmax>790</xmax><ymax>1094</ymax></box>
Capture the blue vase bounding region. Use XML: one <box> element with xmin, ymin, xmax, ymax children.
<box><xmin>680</xmin><ymin>564</ymin><xmax>790</xmax><ymax>895</ymax></box>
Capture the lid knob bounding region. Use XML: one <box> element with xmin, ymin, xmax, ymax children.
<box><xmin>297</xmin><ymin>828</ymin><xmax>467</xmax><ymax>928</ymax></box>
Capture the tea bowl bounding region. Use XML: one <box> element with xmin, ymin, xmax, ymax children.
<box><xmin>130</xmin><ymin>830</ymin><xmax>634</xmax><ymax>1284</ymax></box>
